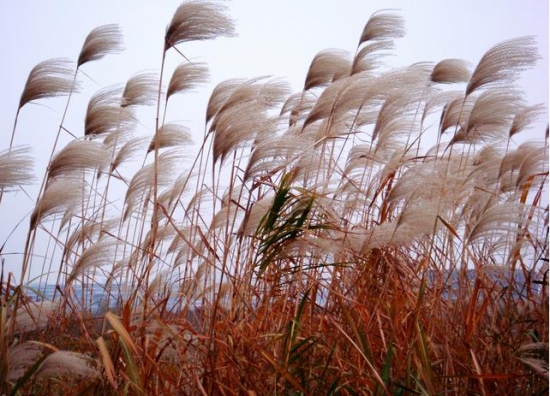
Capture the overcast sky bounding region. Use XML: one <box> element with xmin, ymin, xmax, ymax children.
<box><xmin>0</xmin><ymin>1</ymin><xmax>548</xmax><ymax>281</ymax></box>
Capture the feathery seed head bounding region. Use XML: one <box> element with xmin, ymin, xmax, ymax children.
<box><xmin>466</xmin><ymin>36</ymin><xmax>540</xmax><ymax>95</ymax></box>
<box><xmin>0</xmin><ymin>146</ymin><xmax>34</xmax><ymax>190</ymax></box>
<box><xmin>85</xmin><ymin>87</ymin><xmax>135</xmax><ymax>137</ymax></box>
<box><xmin>304</xmin><ymin>49</ymin><xmax>352</xmax><ymax>91</ymax></box>
<box><xmin>430</xmin><ymin>59</ymin><xmax>471</xmax><ymax>84</ymax></box>
<box><xmin>77</xmin><ymin>24</ymin><xmax>124</xmax><ymax>67</ymax></box>
<box><xmin>149</xmin><ymin>123</ymin><xmax>193</xmax><ymax>153</ymax></box>
<box><xmin>19</xmin><ymin>58</ymin><xmax>78</xmax><ymax>109</ymax></box>
<box><xmin>121</xmin><ymin>71</ymin><xmax>159</xmax><ymax>107</ymax></box>
<box><xmin>36</xmin><ymin>350</ymin><xmax>101</xmax><ymax>381</ymax></box>
<box><xmin>351</xmin><ymin>40</ymin><xmax>395</xmax><ymax>74</ymax></box>
<box><xmin>165</xmin><ymin>0</ymin><xmax>236</xmax><ymax>51</ymax></box>
<box><xmin>48</xmin><ymin>140</ymin><xmax>111</xmax><ymax>180</ymax></box>
<box><xmin>509</xmin><ymin>103</ymin><xmax>546</xmax><ymax>138</ymax></box>
<box><xmin>30</xmin><ymin>178</ymin><xmax>86</xmax><ymax>230</ymax></box>
<box><xmin>167</xmin><ymin>62</ymin><xmax>210</xmax><ymax>100</ymax></box>
<box><xmin>359</xmin><ymin>10</ymin><xmax>405</xmax><ymax>47</ymax></box>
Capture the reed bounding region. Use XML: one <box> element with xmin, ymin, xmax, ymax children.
<box><xmin>1</xmin><ymin>2</ymin><xmax>547</xmax><ymax>395</ymax></box>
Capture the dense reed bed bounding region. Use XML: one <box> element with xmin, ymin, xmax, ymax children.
<box><xmin>1</xmin><ymin>2</ymin><xmax>548</xmax><ymax>394</ymax></box>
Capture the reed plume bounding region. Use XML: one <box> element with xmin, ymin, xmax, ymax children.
<box><xmin>358</xmin><ymin>10</ymin><xmax>405</xmax><ymax>46</ymax></box>
<box><xmin>121</xmin><ymin>72</ymin><xmax>159</xmax><ymax>108</ymax></box>
<box><xmin>165</xmin><ymin>0</ymin><xmax>236</xmax><ymax>51</ymax></box>
<box><xmin>166</xmin><ymin>63</ymin><xmax>210</xmax><ymax>100</ymax></box>
<box><xmin>77</xmin><ymin>24</ymin><xmax>124</xmax><ymax>68</ymax></box>
<box><xmin>2</xmin><ymin>4</ymin><xmax>547</xmax><ymax>395</ymax></box>
<box><xmin>29</xmin><ymin>178</ymin><xmax>85</xmax><ymax>230</ymax></box>
<box><xmin>466</xmin><ymin>36</ymin><xmax>540</xmax><ymax>95</ymax></box>
<box><xmin>0</xmin><ymin>146</ymin><xmax>34</xmax><ymax>190</ymax></box>
<box><xmin>47</xmin><ymin>140</ymin><xmax>111</xmax><ymax>180</ymax></box>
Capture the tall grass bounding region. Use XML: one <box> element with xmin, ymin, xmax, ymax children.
<box><xmin>1</xmin><ymin>2</ymin><xmax>548</xmax><ymax>394</ymax></box>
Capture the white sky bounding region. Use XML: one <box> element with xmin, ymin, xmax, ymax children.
<box><xmin>0</xmin><ymin>1</ymin><xmax>548</xmax><ymax>282</ymax></box>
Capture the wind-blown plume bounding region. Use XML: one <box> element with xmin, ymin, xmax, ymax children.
<box><xmin>18</xmin><ymin>58</ymin><xmax>78</xmax><ymax>110</ymax></box>
<box><xmin>206</xmin><ymin>78</ymin><xmax>245</xmax><ymax>124</ymax></box>
<box><xmin>0</xmin><ymin>146</ymin><xmax>34</xmax><ymax>190</ymax></box>
<box><xmin>157</xmin><ymin>171</ymin><xmax>193</xmax><ymax>213</ymax></box>
<box><xmin>166</xmin><ymin>62</ymin><xmax>209</xmax><ymax>100</ymax></box>
<box><xmin>304</xmin><ymin>49</ymin><xmax>351</xmax><ymax>91</ymax></box>
<box><xmin>121</xmin><ymin>71</ymin><xmax>159</xmax><ymax>107</ymax></box>
<box><xmin>30</xmin><ymin>178</ymin><xmax>85</xmax><ymax>230</ymax></box>
<box><xmin>165</xmin><ymin>0</ymin><xmax>236</xmax><ymax>51</ymax></box>
<box><xmin>67</xmin><ymin>240</ymin><xmax>118</xmax><ymax>284</ymax></box>
<box><xmin>516</xmin><ymin>145</ymin><xmax>548</xmax><ymax>190</ymax></box>
<box><xmin>111</xmin><ymin>137</ymin><xmax>149</xmax><ymax>175</ymax></box>
<box><xmin>213</xmin><ymin>102</ymin><xmax>275</xmax><ymax>164</ymax></box>
<box><xmin>351</xmin><ymin>40</ymin><xmax>395</xmax><ymax>74</ymax></box>
<box><xmin>421</xmin><ymin>90</ymin><xmax>462</xmax><ymax>124</ymax></box>
<box><xmin>281</xmin><ymin>91</ymin><xmax>316</xmax><ymax>126</ymax></box>
<box><xmin>372</xmin><ymin>88</ymin><xmax>422</xmax><ymax>147</ymax></box>
<box><xmin>499</xmin><ymin>141</ymin><xmax>542</xmax><ymax>179</ymax></box>
<box><xmin>439</xmin><ymin>94</ymin><xmax>475</xmax><ymax>134</ymax></box>
<box><xmin>303</xmin><ymin>77</ymin><xmax>350</xmax><ymax>127</ymax></box>
<box><xmin>124</xmin><ymin>150</ymin><xmax>182</xmax><ymax>220</ymax></box>
<box><xmin>244</xmin><ymin>131</ymin><xmax>316</xmax><ymax>181</ymax></box>
<box><xmin>209</xmin><ymin>77</ymin><xmax>270</xmax><ymax>131</ymax></box>
<box><xmin>64</xmin><ymin>218</ymin><xmax>119</xmax><ymax>262</ymax></box>
<box><xmin>211</xmin><ymin>79</ymin><xmax>289</xmax><ymax>163</ymax></box>
<box><xmin>148</xmin><ymin>123</ymin><xmax>193</xmax><ymax>153</ymax></box>
<box><xmin>85</xmin><ymin>87</ymin><xmax>134</xmax><ymax>137</ymax></box>
<box><xmin>453</xmin><ymin>89</ymin><xmax>522</xmax><ymax>144</ymax></box>
<box><xmin>78</xmin><ymin>24</ymin><xmax>123</xmax><ymax>68</ymax></box>
<box><xmin>466</xmin><ymin>36</ymin><xmax>539</xmax><ymax>95</ymax></box>
<box><xmin>36</xmin><ymin>350</ymin><xmax>101</xmax><ymax>381</ymax></box>
<box><xmin>7</xmin><ymin>342</ymin><xmax>47</xmax><ymax>383</ymax></box>
<box><xmin>467</xmin><ymin>202</ymin><xmax>525</xmax><ymax>244</ymax></box>
<box><xmin>238</xmin><ymin>195</ymin><xmax>273</xmax><ymax>237</ymax></box>
<box><xmin>6</xmin><ymin>301</ymin><xmax>58</xmax><ymax>334</ymax></box>
<box><xmin>508</xmin><ymin>104</ymin><xmax>546</xmax><ymax>138</ymax></box>
<box><xmin>430</xmin><ymin>59</ymin><xmax>471</xmax><ymax>84</ymax></box>
<box><xmin>358</xmin><ymin>10</ymin><xmax>405</xmax><ymax>47</ymax></box>
<box><xmin>48</xmin><ymin>140</ymin><xmax>111</xmax><ymax>180</ymax></box>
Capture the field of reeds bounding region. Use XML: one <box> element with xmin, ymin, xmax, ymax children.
<box><xmin>1</xmin><ymin>1</ymin><xmax>548</xmax><ymax>395</ymax></box>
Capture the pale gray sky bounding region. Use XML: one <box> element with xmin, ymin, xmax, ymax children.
<box><xmin>0</xmin><ymin>1</ymin><xmax>548</xmax><ymax>281</ymax></box>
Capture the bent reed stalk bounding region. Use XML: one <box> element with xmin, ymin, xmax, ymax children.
<box><xmin>0</xmin><ymin>2</ymin><xmax>548</xmax><ymax>395</ymax></box>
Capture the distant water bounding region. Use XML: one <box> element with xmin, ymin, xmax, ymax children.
<box><xmin>24</xmin><ymin>268</ymin><xmax>546</xmax><ymax>314</ymax></box>
<box><xmin>24</xmin><ymin>283</ymin><xmax>140</xmax><ymax>314</ymax></box>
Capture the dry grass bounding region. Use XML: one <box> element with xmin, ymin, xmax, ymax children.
<box><xmin>1</xmin><ymin>1</ymin><xmax>548</xmax><ymax>395</ymax></box>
